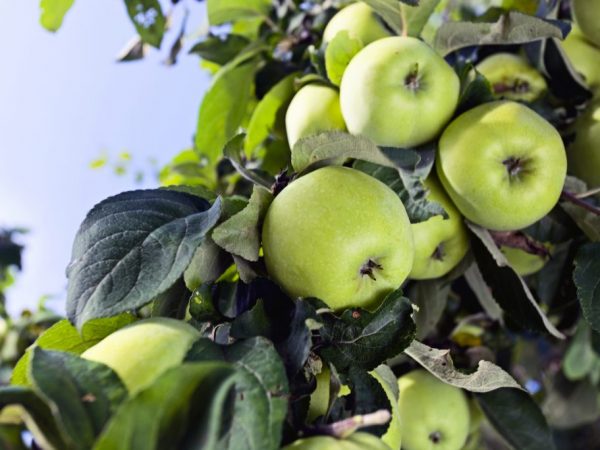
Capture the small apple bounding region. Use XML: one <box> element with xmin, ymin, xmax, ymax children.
<box><xmin>568</xmin><ymin>100</ymin><xmax>600</xmax><ymax>189</ymax></box>
<box><xmin>81</xmin><ymin>317</ymin><xmax>200</xmax><ymax>394</ymax></box>
<box><xmin>262</xmin><ymin>166</ymin><xmax>414</xmax><ymax>311</ymax></box>
<box><xmin>571</xmin><ymin>0</ymin><xmax>600</xmax><ymax>48</ymax></box>
<box><xmin>285</xmin><ymin>84</ymin><xmax>346</xmax><ymax>148</ymax></box>
<box><xmin>409</xmin><ymin>175</ymin><xmax>469</xmax><ymax>280</ymax></box>
<box><xmin>476</xmin><ymin>53</ymin><xmax>547</xmax><ymax>102</ymax></box>
<box><xmin>436</xmin><ymin>101</ymin><xmax>567</xmax><ymax>231</ymax></box>
<box><xmin>282</xmin><ymin>432</ymin><xmax>392</xmax><ymax>450</ymax></box>
<box><xmin>398</xmin><ymin>370</ymin><xmax>470</xmax><ymax>450</ymax></box>
<box><xmin>323</xmin><ymin>2</ymin><xmax>391</xmax><ymax>46</ymax></box>
<box><xmin>561</xmin><ymin>26</ymin><xmax>600</xmax><ymax>93</ymax></box>
<box><xmin>340</xmin><ymin>36</ymin><xmax>460</xmax><ymax>148</ymax></box>
<box><xmin>500</xmin><ymin>244</ymin><xmax>552</xmax><ymax>276</ymax></box>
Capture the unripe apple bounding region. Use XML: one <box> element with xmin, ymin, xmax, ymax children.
<box><xmin>398</xmin><ymin>370</ymin><xmax>470</xmax><ymax>450</ymax></box>
<box><xmin>262</xmin><ymin>166</ymin><xmax>414</xmax><ymax>311</ymax></box>
<box><xmin>571</xmin><ymin>0</ymin><xmax>600</xmax><ymax>48</ymax></box>
<box><xmin>285</xmin><ymin>84</ymin><xmax>346</xmax><ymax>148</ymax></box>
<box><xmin>340</xmin><ymin>36</ymin><xmax>460</xmax><ymax>148</ymax></box>
<box><xmin>283</xmin><ymin>432</ymin><xmax>392</xmax><ymax>450</ymax></box>
<box><xmin>561</xmin><ymin>26</ymin><xmax>600</xmax><ymax>93</ymax></box>
<box><xmin>476</xmin><ymin>53</ymin><xmax>547</xmax><ymax>102</ymax></box>
<box><xmin>500</xmin><ymin>244</ymin><xmax>552</xmax><ymax>276</ymax></box>
<box><xmin>323</xmin><ymin>2</ymin><xmax>391</xmax><ymax>46</ymax></box>
<box><xmin>568</xmin><ymin>100</ymin><xmax>600</xmax><ymax>189</ymax></box>
<box><xmin>436</xmin><ymin>101</ymin><xmax>567</xmax><ymax>231</ymax></box>
<box><xmin>81</xmin><ymin>318</ymin><xmax>200</xmax><ymax>394</ymax></box>
<box><xmin>409</xmin><ymin>175</ymin><xmax>469</xmax><ymax>280</ymax></box>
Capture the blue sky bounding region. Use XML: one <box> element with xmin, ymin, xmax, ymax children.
<box><xmin>0</xmin><ymin>1</ymin><xmax>210</xmax><ymax>315</ymax></box>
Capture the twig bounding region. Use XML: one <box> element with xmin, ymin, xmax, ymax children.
<box><xmin>308</xmin><ymin>409</ymin><xmax>392</xmax><ymax>439</ymax></box>
<box><xmin>561</xmin><ymin>190</ymin><xmax>600</xmax><ymax>216</ymax></box>
<box><xmin>576</xmin><ymin>186</ymin><xmax>600</xmax><ymax>199</ymax></box>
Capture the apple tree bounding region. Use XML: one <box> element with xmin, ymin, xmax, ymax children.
<box><xmin>2</xmin><ymin>0</ymin><xmax>600</xmax><ymax>449</ymax></box>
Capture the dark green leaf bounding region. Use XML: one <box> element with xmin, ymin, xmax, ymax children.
<box><xmin>124</xmin><ymin>0</ymin><xmax>166</xmax><ymax>48</ymax></box>
<box><xmin>464</xmin><ymin>263</ymin><xmax>503</xmax><ymax>322</ymax></box>
<box><xmin>325</xmin><ymin>31</ymin><xmax>363</xmax><ymax>86</ymax></box>
<box><xmin>574</xmin><ymin>242</ymin><xmax>600</xmax><ymax>333</ymax></box>
<box><xmin>66</xmin><ymin>190</ymin><xmax>221</xmax><ymax>327</ymax></box>
<box><xmin>230</xmin><ymin>299</ymin><xmax>271</xmax><ymax>339</ymax></box>
<box><xmin>40</xmin><ymin>0</ymin><xmax>75</xmax><ymax>32</ymax></box>
<box><xmin>456</xmin><ymin>63</ymin><xmax>495</xmax><ymax>114</ymax></box>
<box><xmin>467</xmin><ymin>222</ymin><xmax>564</xmax><ymax>339</ymax></box>
<box><xmin>150</xmin><ymin>278</ymin><xmax>191</xmax><ymax>319</ymax></box>
<box><xmin>189</xmin><ymin>34</ymin><xmax>251</xmax><ymax>65</ymax></box>
<box><xmin>434</xmin><ymin>11</ymin><xmax>569</xmax><ymax>55</ymax></box>
<box><xmin>93</xmin><ymin>362</ymin><xmax>237</xmax><ymax>450</ymax></box>
<box><xmin>317</xmin><ymin>289</ymin><xmax>416</xmax><ymax>372</ymax></box>
<box><xmin>409</xmin><ymin>279</ymin><xmax>451</xmax><ymax>340</ymax></box>
<box><xmin>223</xmin><ymin>134</ymin><xmax>275</xmax><ymax>188</ymax></box>
<box><xmin>402</xmin><ymin>0</ymin><xmax>441</xmax><ymax>37</ymax></box>
<box><xmin>362</xmin><ymin>0</ymin><xmax>403</xmax><ymax>34</ymax></box>
<box><xmin>185</xmin><ymin>337</ymin><xmax>289</xmax><ymax>450</ymax></box>
<box><xmin>184</xmin><ymin>237</ymin><xmax>233</xmax><ymax>290</ymax></box>
<box><xmin>212</xmin><ymin>186</ymin><xmax>274</xmax><ymax>261</ymax></box>
<box><xmin>207</xmin><ymin>0</ymin><xmax>273</xmax><ymax>26</ymax></box>
<box><xmin>404</xmin><ymin>341</ymin><xmax>522</xmax><ymax>392</ymax></box>
<box><xmin>563</xmin><ymin>321</ymin><xmax>598</xmax><ymax>380</ymax></box>
<box><xmin>29</xmin><ymin>349</ymin><xmax>127</xmax><ymax>450</ymax></box>
<box><xmin>477</xmin><ymin>388</ymin><xmax>556</xmax><ymax>450</ymax></box>
<box><xmin>12</xmin><ymin>314</ymin><xmax>136</xmax><ymax>386</ymax></box>
<box><xmin>0</xmin><ymin>425</ymin><xmax>27</xmax><ymax>450</ymax></box>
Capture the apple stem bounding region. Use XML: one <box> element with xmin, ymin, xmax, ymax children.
<box><xmin>561</xmin><ymin>190</ymin><xmax>600</xmax><ymax>216</ymax></box>
<box><xmin>309</xmin><ymin>409</ymin><xmax>391</xmax><ymax>439</ymax></box>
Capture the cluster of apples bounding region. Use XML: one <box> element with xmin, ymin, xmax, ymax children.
<box><xmin>262</xmin><ymin>1</ymin><xmax>569</xmax><ymax>314</ymax></box>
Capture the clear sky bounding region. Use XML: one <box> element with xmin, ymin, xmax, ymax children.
<box><xmin>0</xmin><ymin>1</ymin><xmax>210</xmax><ymax>315</ymax></box>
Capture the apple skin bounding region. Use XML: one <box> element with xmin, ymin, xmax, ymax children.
<box><xmin>285</xmin><ymin>84</ymin><xmax>346</xmax><ymax>148</ymax></box>
<box><xmin>323</xmin><ymin>2</ymin><xmax>391</xmax><ymax>46</ymax></box>
<box><xmin>340</xmin><ymin>36</ymin><xmax>460</xmax><ymax>148</ymax></box>
<box><xmin>398</xmin><ymin>370</ymin><xmax>470</xmax><ymax>450</ymax></box>
<box><xmin>561</xmin><ymin>26</ymin><xmax>600</xmax><ymax>93</ymax></box>
<box><xmin>568</xmin><ymin>101</ymin><xmax>600</xmax><ymax>189</ymax></box>
<box><xmin>282</xmin><ymin>432</ymin><xmax>392</xmax><ymax>450</ymax></box>
<box><xmin>500</xmin><ymin>244</ymin><xmax>552</xmax><ymax>276</ymax></box>
<box><xmin>370</xmin><ymin>370</ymin><xmax>402</xmax><ymax>450</ymax></box>
<box><xmin>476</xmin><ymin>53</ymin><xmax>547</xmax><ymax>102</ymax></box>
<box><xmin>262</xmin><ymin>166</ymin><xmax>414</xmax><ymax>311</ymax></box>
<box><xmin>409</xmin><ymin>175</ymin><xmax>469</xmax><ymax>280</ymax></box>
<box><xmin>436</xmin><ymin>101</ymin><xmax>567</xmax><ymax>231</ymax></box>
<box><xmin>572</xmin><ymin>0</ymin><xmax>600</xmax><ymax>48</ymax></box>
<box><xmin>81</xmin><ymin>318</ymin><xmax>200</xmax><ymax>394</ymax></box>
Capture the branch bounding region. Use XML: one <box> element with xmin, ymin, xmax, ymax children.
<box><xmin>307</xmin><ymin>409</ymin><xmax>391</xmax><ymax>439</ymax></box>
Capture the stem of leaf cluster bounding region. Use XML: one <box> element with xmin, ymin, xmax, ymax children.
<box><xmin>561</xmin><ymin>190</ymin><xmax>600</xmax><ymax>216</ymax></box>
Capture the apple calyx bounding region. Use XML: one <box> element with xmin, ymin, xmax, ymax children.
<box><xmin>493</xmin><ymin>79</ymin><xmax>531</xmax><ymax>96</ymax></box>
<box><xmin>429</xmin><ymin>430</ymin><xmax>442</xmax><ymax>444</ymax></box>
<box><xmin>502</xmin><ymin>156</ymin><xmax>527</xmax><ymax>178</ymax></box>
<box><xmin>431</xmin><ymin>244</ymin><xmax>445</xmax><ymax>261</ymax></box>
<box><xmin>360</xmin><ymin>259</ymin><xmax>383</xmax><ymax>281</ymax></box>
<box><xmin>405</xmin><ymin>63</ymin><xmax>422</xmax><ymax>92</ymax></box>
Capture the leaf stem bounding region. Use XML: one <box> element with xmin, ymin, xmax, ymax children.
<box><xmin>561</xmin><ymin>190</ymin><xmax>600</xmax><ymax>216</ymax></box>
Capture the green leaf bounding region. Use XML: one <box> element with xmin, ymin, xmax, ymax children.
<box><xmin>463</xmin><ymin>263</ymin><xmax>503</xmax><ymax>322</ymax></box>
<box><xmin>434</xmin><ymin>11</ymin><xmax>569</xmax><ymax>55</ymax></box>
<box><xmin>189</xmin><ymin>34</ymin><xmax>251</xmax><ymax>66</ymax></box>
<box><xmin>467</xmin><ymin>222</ymin><xmax>564</xmax><ymax>339</ymax></box>
<box><xmin>207</xmin><ymin>0</ymin><xmax>273</xmax><ymax>26</ymax></box>
<box><xmin>224</xmin><ymin>134</ymin><xmax>275</xmax><ymax>188</ymax></box>
<box><xmin>362</xmin><ymin>0</ymin><xmax>404</xmax><ymax>34</ymax></box>
<box><xmin>574</xmin><ymin>242</ymin><xmax>600</xmax><ymax>333</ymax></box>
<box><xmin>325</xmin><ymin>31</ymin><xmax>364</xmax><ymax>86</ymax></box>
<box><xmin>244</xmin><ymin>73</ymin><xmax>297</xmax><ymax>156</ymax></box>
<box><xmin>404</xmin><ymin>340</ymin><xmax>522</xmax><ymax>392</ymax></box>
<box><xmin>0</xmin><ymin>425</ymin><xmax>27</xmax><ymax>450</ymax></box>
<box><xmin>93</xmin><ymin>362</ymin><xmax>237</xmax><ymax>450</ymax></box>
<box><xmin>317</xmin><ymin>289</ymin><xmax>416</xmax><ymax>372</ymax></box>
<box><xmin>185</xmin><ymin>337</ymin><xmax>289</xmax><ymax>450</ymax></box>
<box><xmin>402</xmin><ymin>0</ymin><xmax>441</xmax><ymax>37</ymax></box>
<box><xmin>212</xmin><ymin>186</ymin><xmax>273</xmax><ymax>261</ymax></box>
<box><xmin>195</xmin><ymin>57</ymin><xmax>260</xmax><ymax>169</ymax></box>
<box><xmin>11</xmin><ymin>314</ymin><xmax>136</xmax><ymax>386</ymax></box>
<box><xmin>124</xmin><ymin>0</ymin><xmax>166</xmax><ymax>48</ymax></box>
<box><xmin>66</xmin><ymin>190</ymin><xmax>221</xmax><ymax>327</ymax></box>
<box><xmin>455</xmin><ymin>63</ymin><xmax>495</xmax><ymax>115</ymax></box>
<box><xmin>477</xmin><ymin>388</ymin><xmax>556</xmax><ymax>450</ymax></box>
<box><xmin>0</xmin><ymin>387</ymin><xmax>69</xmax><ymax>450</ymax></box>
<box><xmin>184</xmin><ymin>237</ymin><xmax>232</xmax><ymax>291</ymax></box>
<box><xmin>29</xmin><ymin>349</ymin><xmax>127</xmax><ymax>450</ymax></box>
<box><xmin>563</xmin><ymin>321</ymin><xmax>599</xmax><ymax>381</ymax></box>
<box><xmin>39</xmin><ymin>0</ymin><xmax>75</xmax><ymax>32</ymax></box>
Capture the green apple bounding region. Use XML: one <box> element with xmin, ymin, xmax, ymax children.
<box><xmin>398</xmin><ymin>370</ymin><xmax>470</xmax><ymax>450</ymax></box>
<box><xmin>568</xmin><ymin>100</ymin><xmax>600</xmax><ymax>189</ymax></box>
<box><xmin>561</xmin><ymin>26</ymin><xmax>600</xmax><ymax>93</ymax></box>
<box><xmin>283</xmin><ymin>432</ymin><xmax>391</xmax><ymax>450</ymax></box>
<box><xmin>370</xmin><ymin>369</ymin><xmax>402</xmax><ymax>450</ymax></box>
<box><xmin>409</xmin><ymin>175</ymin><xmax>469</xmax><ymax>280</ymax></box>
<box><xmin>81</xmin><ymin>318</ymin><xmax>199</xmax><ymax>394</ymax></box>
<box><xmin>285</xmin><ymin>84</ymin><xmax>346</xmax><ymax>148</ymax></box>
<box><xmin>262</xmin><ymin>166</ymin><xmax>414</xmax><ymax>311</ymax></box>
<box><xmin>436</xmin><ymin>101</ymin><xmax>567</xmax><ymax>231</ymax></box>
<box><xmin>340</xmin><ymin>36</ymin><xmax>460</xmax><ymax>148</ymax></box>
<box><xmin>323</xmin><ymin>2</ymin><xmax>391</xmax><ymax>46</ymax></box>
<box><xmin>572</xmin><ymin>0</ymin><xmax>600</xmax><ymax>48</ymax></box>
<box><xmin>500</xmin><ymin>243</ymin><xmax>552</xmax><ymax>276</ymax></box>
<box><xmin>476</xmin><ymin>53</ymin><xmax>547</xmax><ymax>102</ymax></box>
